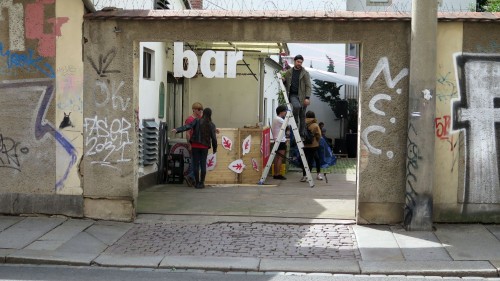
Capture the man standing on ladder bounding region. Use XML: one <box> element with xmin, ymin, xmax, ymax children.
<box><xmin>258</xmin><ymin>69</ymin><xmax>315</xmax><ymax>187</ymax></box>
<box><xmin>283</xmin><ymin>55</ymin><xmax>312</xmax><ymax>137</ymax></box>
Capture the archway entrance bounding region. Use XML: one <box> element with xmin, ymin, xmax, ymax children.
<box><xmin>135</xmin><ymin>40</ymin><xmax>359</xmax><ymax>220</ymax></box>
<box><xmin>83</xmin><ymin>10</ymin><xmax>412</xmax><ymax>224</ymax></box>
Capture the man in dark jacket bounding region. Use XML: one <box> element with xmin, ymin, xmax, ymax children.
<box><xmin>284</xmin><ymin>54</ymin><xmax>312</xmax><ymax>136</ymax></box>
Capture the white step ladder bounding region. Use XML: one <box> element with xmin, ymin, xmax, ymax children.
<box><xmin>258</xmin><ymin>73</ymin><xmax>314</xmax><ymax>188</ymax></box>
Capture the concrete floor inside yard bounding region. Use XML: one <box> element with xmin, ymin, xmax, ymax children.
<box><xmin>138</xmin><ymin>159</ymin><xmax>357</xmax><ymax>220</ymax></box>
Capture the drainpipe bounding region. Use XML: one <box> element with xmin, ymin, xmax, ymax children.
<box><xmin>404</xmin><ymin>0</ymin><xmax>438</xmax><ymax>231</ymax></box>
<box><xmin>82</xmin><ymin>0</ymin><xmax>96</xmax><ymax>13</ymax></box>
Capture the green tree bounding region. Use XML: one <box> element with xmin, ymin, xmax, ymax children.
<box><xmin>487</xmin><ymin>0</ymin><xmax>500</xmax><ymax>11</ymax></box>
<box><xmin>312</xmin><ymin>55</ymin><xmax>344</xmax><ymax>117</ymax></box>
<box><xmin>347</xmin><ymin>99</ymin><xmax>358</xmax><ymax>133</ymax></box>
<box><xmin>477</xmin><ymin>0</ymin><xmax>500</xmax><ymax>11</ymax></box>
<box><xmin>277</xmin><ymin>89</ymin><xmax>286</xmax><ymax>105</ymax></box>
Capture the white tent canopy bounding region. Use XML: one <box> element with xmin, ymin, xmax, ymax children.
<box><xmin>304</xmin><ymin>67</ymin><xmax>358</xmax><ymax>86</ymax></box>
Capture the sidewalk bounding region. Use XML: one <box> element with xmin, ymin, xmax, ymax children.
<box><xmin>0</xmin><ymin>214</ymin><xmax>499</xmax><ymax>277</ymax></box>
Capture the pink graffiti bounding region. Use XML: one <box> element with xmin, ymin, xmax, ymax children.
<box><xmin>25</xmin><ymin>0</ymin><xmax>69</xmax><ymax>58</ymax></box>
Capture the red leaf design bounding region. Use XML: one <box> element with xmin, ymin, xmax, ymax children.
<box><xmin>245</xmin><ymin>141</ymin><xmax>249</xmax><ymax>150</ymax></box>
<box><xmin>207</xmin><ymin>157</ymin><xmax>215</xmax><ymax>167</ymax></box>
<box><xmin>252</xmin><ymin>159</ymin><xmax>258</xmax><ymax>171</ymax></box>
<box><xmin>223</xmin><ymin>138</ymin><xmax>231</xmax><ymax>149</ymax></box>
<box><xmin>232</xmin><ymin>163</ymin><xmax>243</xmax><ymax>171</ymax></box>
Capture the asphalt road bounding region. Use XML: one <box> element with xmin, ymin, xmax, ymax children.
<box><xmin>0</xmin><ymin>264</ymin><xmax>495</xmax><ymax>281</ymax></box>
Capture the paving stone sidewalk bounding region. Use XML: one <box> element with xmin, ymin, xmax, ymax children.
<box><xmin>105</xmin><ymin>222</ymin><xmax>361</xmax><ymax>260</ymax></box>
<box><xmin>1</xmin><ymin>215</ymin><xmax>500</xmax><ymax>276</ymax></box>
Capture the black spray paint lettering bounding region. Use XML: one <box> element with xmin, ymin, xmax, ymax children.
<box><xmin>59</xmin><ymin>112</ymin><xmax>74</xmax><ymax>129</ymax></box>
<box><xmin>0</xmin><ymin>133</ymin><xmax>29</xmax><ymax>171</ymax></box>
<box><xmin>93</xmin><ymin>79</ymin><xmax>130</xmax><ymax>111</ymax></box>
<box><xmin>84</xmin><ymin>116</ymin><xmax>133</xmax><ymax>167</ymax></box>
<box><xmin>404</xmin><ymin>123</ymin><xmax>420</xmax><ymax>227</ymax></box>
<box><xmin>87</xmin><ymin>48</ymin><xmax>120</xmax><ymax>77</ymax></box>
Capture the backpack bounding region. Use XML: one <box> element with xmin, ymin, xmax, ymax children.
<box><xmin>303</xmin><ymin>124</ymin><xmax>314</xmax><ymax>145</ymax></box>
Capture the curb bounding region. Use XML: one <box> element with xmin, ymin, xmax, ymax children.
<box><xmin>159</xmin><ymin>256</ymin><xmax>260</xmax><ymax>272</ymax></box>
<box><xmin>1</xmin><ymin>253</ymin><xmax>499</xmax><ymax>277</ymax></box>
<box><xmin>259</xmin><ymin>259</ymin><xmax>360</xmax><ymax>274</ymax></box>
<box><xmin>359</xmin><ymin>261</ymin><xmax>499</xmax><ymax>277</ymax></box>
<box><xmin>5</xmin><ymin>249</ymin><xmax>98</xmax><ymax>266</ymax></box>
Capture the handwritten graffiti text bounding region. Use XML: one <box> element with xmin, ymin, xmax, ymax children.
<box><xmin>84</xmin><ymin>116</ymin><xmax>133</xmax><ymax>167</ymax></box>
<box><xmin>93</xmin><ymin>79</ymin><xmax>130</xmax><ymax>111</ymax></box>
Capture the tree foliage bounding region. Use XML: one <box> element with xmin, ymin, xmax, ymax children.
<box><xmin>477</xmin><ymin>0</ymin><xmax>500</xmax><ymax>11</ymax></box>
<box><xmin>312</xmin><ymin>56</ymin><xmax>344</xmax><ymax>117</ymax></box>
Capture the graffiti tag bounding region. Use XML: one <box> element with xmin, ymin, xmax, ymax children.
<box><xmin>0</xmin><ymin>133</ymin><xmax>29</xmax><ymax>171</ymax></box>
<box><xmin>362</xmin><ymin>57</ymin><xmax>408</xmax><ymax>159</ymax></box>
<box><xmin>0</xmin><ymin>42</ymin><xmax>55</xmax><ymax>78</ymax></box>
<box><xmin>84</xmin><ymin>116</ymin><xmax>133</xmax><ymax>168</ymax></box>
<box><xmin>436</xmin><ymin>71</ymin><xmax>458</xmax><ymax>102</ymax></box>
<box><xmin>93</xmin><ymin>79</ymin><xmax>130</xmax><ymax>111</ymax></box>
<box><xmin>435</xmin><ymin>115</ymin><xmax>451</xmax><ymax>141</ymax></box>
<box><xmin>87</xmin><ymin>48</ymin><xmax>121</xmax><ymax>77</ymax></box>
<box><xmin>404</xmin><ymin>123</ymin><xmax>420</xmax><ymax>227</ymax></box>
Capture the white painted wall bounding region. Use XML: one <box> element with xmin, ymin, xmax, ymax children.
<box><xmin>263</xmin><ymin>59</ymin><xmax>282</xmax><ymax>130</ymax></box>
<box><xmin>347</xmin><ymin>0</ymin><xmax>476</xmax><ymax>12</ymax></box>
<box><xmin>138</xmin><ymin>42</ymin><xmax>169</xmax><ymax>176</ymax></box>
<box><xmin>139</xmin><ymin>42</ymin><xmax>168</xmax><ymax>128</ymax></box>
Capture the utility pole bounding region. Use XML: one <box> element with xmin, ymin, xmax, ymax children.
<box><xmin>404</xmin><ymin>0</ymin><xmax>438</xmax><ymax>231</ymax></box>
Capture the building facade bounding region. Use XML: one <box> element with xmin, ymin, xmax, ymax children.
<box><xmin>1</xmin><ymin>1</ymin><xmax>499</xmax><ymax>224</ymax></box>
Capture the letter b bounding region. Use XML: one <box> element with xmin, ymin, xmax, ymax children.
<box><xmin>174</xmin><ymin>42</ymin><xmax>198</xmax><ymax>78</ymax></box>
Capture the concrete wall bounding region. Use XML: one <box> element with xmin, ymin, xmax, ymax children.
<box><xmin>82</xmin><ymin>16</ymin><xmax>500</xmax><ymax>223</ymax></box>
<box><xmin>432</xmin><ymin>22</ymin><xmax>500</xmax><ymax>222</ymax></box>
<box><xmin>83</xmin><ymin>18</ymin><xmax>412</xmax><ymax>223</ymax></box>
<box><xmin>2</xmin><ymin>1</ymin><xmax>499</xmax><ymax>223</ymax></box>
<box><xmin>82</xmin><ymin>20</ymin><xmax>137</xmax><ymax>221</ymax></box>
<box><xmin>432</xmin><ymin>23</ymin><xmax>463</xmax><ymax>221</ymax></box>
<box><xmin>0</xmin><ymin>0</ymin><xmax>83</xmax><ymax>216</ymax></box>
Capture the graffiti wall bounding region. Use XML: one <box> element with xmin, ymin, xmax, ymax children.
<box><xmin>0</xmin><ymin>0</ymin><xmax>83</xmax><ymax>215</ymax></box>
<box><xmin>82</xmin><ymin>20</ymin><xmax>137</xmax><ymax>220</ymax></box>
<box><xmin>357</xmin><ymin>51</ymin><xmax>410</xmax><ymax>224</ymax></box>
<box><xmin>1</xmin><ymin>4</ymin><xmax>498</xmax><ymax>222</ymax></box>
<box><xmin>453</xmin><ymin>54</ymin><xmax>500</xmax><ymax>203</ymax></box>
<box><xmin>432</xmin><ymin>23</ymin><xmax>500</xmax><ymax>222</ymax></box>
